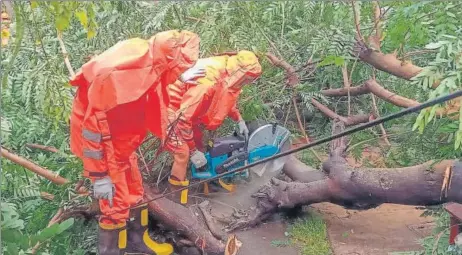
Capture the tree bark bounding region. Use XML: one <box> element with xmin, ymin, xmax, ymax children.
<box><xmin>265</xmin><ymin>53</ymin><xmax>299</xmax><ymax>86</ymax></box>
<box><xmin>358</xmin><ymin>49</ymin><xmax>423</xmax><ymax>80</ymax></box>
<box><xmin>311</xmin><ymin>98</ymin><xmax>372</xmax><ymax>126</ymax></box>
<box><xmin>320</xmin><ymin>85</ymin><xmax>369</xmax><ymax>97</ymax></box>
<box><xmin>282</xmin><ymin>156</ymin><xmax>325</xmax><ymax>183</ymax></box>
<box><xmin>365</xmin><ymin>79</ymin><xmax>461</xmax><ymax>118</ymax></box>
<box><xmin>26</xmin><ymin>143</ymin><xmax>60</xmax><ymax>153</ymax></box>
<box><xmin>365</xmin><ymin>79</ymin><xmax>419</xmax><ymax>108</ymax></box>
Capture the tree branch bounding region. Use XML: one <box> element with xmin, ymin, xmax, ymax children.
<box><xmin>26</xmin><ymin>143</ymin><xmax>59</xmax><ymax>153</ymax></box>
<box><xmin>365</xmin><ymin>79</ymin><xmax>419</xmax><ymax>108</ymax></box>
<box><xmin>370</xmin><ymin>94</ymin><xmax>391</xmax><ymax>146</ymax></box>
<box><xmin>1</xmin><ymin>147</ymin><xmax>69</xmax><ymax>185</ymax></box>
<box><xmin>352</xmin><ymin>1</ymin><xmax>365</xmax><ymax>44</ymax></box>
<box><xmin>310</xmin><ymin>98</ymin><xmax>372</xmax><ymax>126</ymax></box>
<box><xmin>365</xmin><ymin>79</ymin><xmax>461</xmax><ymax>118</ymax></box>
<box><xmin>342</xmin><ymin>64</ymin><xmax>352</xmax><ymax>115</ymax></box>
<box><xmin>320</xmin><ymin>85</ymin><xmax>370</xmax><ymax>97</ymax></box>
<box><xmin>265</xmin><ymin>53</ymin><xmax>300</xmax><ymax>87</ymax></box>
<box><xmin>57</xmin><ymin>31</ymin><xmax>75</xmax><ymax>78</ymax></box>
<box><xmin>358</xmin><ymin>49</ymin><xmax>423</xmax><ymax>80</ymax></box>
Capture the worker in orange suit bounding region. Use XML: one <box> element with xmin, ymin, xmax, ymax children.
<box><xmin>164</xmin><ymin>50</ymin><xmax>262</xmax><ymax>204</ymax></box>
<box><xmin>69</xmin><ymin>30</ymin><xmax>205</xmax><ymax>255</ymax></box>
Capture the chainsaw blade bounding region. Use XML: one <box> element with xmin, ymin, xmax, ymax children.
<box><xmin>247</xmin><ymin>124</ymin><xmax>291</xmax><ymax>178</ymax></box>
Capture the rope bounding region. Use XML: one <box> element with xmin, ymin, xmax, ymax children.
<box><xmin>103</xmin><ymin>89</ymin><xmax>462</xmax><ymax>216</ymax></box>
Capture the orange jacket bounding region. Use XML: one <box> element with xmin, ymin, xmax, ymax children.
<box><xmin>69</xmin><ymin>30</ymin><xmax>200</xmax><ymax>179</ymax></box>
<box><xmin>166</xmin><ymin>50</ymin><xmax>262</xmax><ymax>152</ymax></box>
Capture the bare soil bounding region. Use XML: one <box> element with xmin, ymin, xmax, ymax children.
<box><xmin>312</xmin><ymin>203</ymin><xmax>435</xmax><ymax>255</ymax></box>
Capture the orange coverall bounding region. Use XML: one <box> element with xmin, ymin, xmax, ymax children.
<box><xmin>69</xmin><ymin>30</ymin><xmax>200</xmax><ymax>225</ymax></box>
<box><xmin>165</xmin><ymin>51</ymin><xmax>262</xmax><ymax>186</ymax></box>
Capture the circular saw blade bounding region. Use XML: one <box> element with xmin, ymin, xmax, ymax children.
<box><xmin>247</xmin><ymin>124</ymin><xmax>291</xmax><ymax>178</ymax></box>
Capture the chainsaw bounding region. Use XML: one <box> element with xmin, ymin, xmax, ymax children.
<box><xmin>190</xmin><ymin>122</ymin><xmax>291</xmax><ymax>192</ymax></box>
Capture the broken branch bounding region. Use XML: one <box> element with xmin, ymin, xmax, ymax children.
<box><xmin>265</xmin><ymin>53</ymin><xmax>300</xmax><ymax>87</ymax></box>
<box><xmin>1</xmin><ymin>147</ymin><xmax>69</xmax><ymax>185</ymax></box>
<box><xmin>320</xmin><ymin>85</ymin><xmax>370</xmax><ymax>97</ymax></box>
<box><xmin>310</xmin><ymin>98</ymin><xmax>371</xmax><ymax>126</ymax></box>
<box><xmin>57</xmin><ymin>31</ymin><xmax>75</xmax><ymax>78</ymax></box>
<box><xmin>26</xmin><ymin>143</ymin><xmax>59</xmax><ymax>153</ymax></box>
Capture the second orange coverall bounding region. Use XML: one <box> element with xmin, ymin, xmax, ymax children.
<box><xmin>164</xmin><ymin>51</ymin><xmax>262</xmax><ymax>202</ymax></box>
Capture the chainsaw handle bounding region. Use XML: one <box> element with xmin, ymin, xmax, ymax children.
<box><xmin>233</xmin><ymin>130</ymin><xmax>249</xmax><ymax>152</ymax></box>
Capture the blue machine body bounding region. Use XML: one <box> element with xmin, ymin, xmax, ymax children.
<box><xmin>190</xmin><ymin>134</ymin><xmax>280</xmax><ymax>180</ymax></box>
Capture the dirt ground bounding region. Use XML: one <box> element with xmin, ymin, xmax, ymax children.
<box><xmin>235</xmin><ymin>220</ymin><xmax>299</xmax><ymax>255</ymax></box>
<box><xmin>312</xmin><ymin>203</ymin><xmax>435</xmax><ymax>255</ymax></box>
<box><xmin>228</xmin><ymin>203</ymin><xmax>435</xmax><ymax>255</ymax></box>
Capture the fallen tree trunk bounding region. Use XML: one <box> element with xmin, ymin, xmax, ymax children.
<box><xmin>226</xmin><ymin>122</ymin><xmax>462</xmax><ymax>231</ymax></box>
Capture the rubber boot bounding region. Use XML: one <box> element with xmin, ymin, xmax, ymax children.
<box><xmin>126</xmin><ymin>204</ymin><xmax>174</xmax><ymax>255</ymax></box>
<box><xmin>98</xmin><ymin>222</ymin><xmax>127</xmax><ymax>255</ymax></box>
<box><xmin>167</xmin><ymin>177</ymin><xmax>190</xmax><ymax>205</ymax></box>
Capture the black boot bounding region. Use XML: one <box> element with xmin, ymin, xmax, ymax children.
<box><xmin>98</xmin><ymin>222</ymin><xmax>127</xmax><ymax>255</ymax></box>
<box><xmin>126</xmin><ymin>204</ymin><xmax>174</xmax><ymax>255</ymax></box>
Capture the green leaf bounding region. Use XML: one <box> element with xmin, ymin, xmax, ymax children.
<box><xmin>455</xmin><ymin>131</ymin><xmax>462</xmax><ymax>150</ymax></box>
<box><xmin>75</xmin><ymin>10</ymin><xmax>88</xmax><ymax>28</ymax></box>
<box><xmin>317</xmin><ymin>55</ymin><xmax>336</xmax><ymax>67</ymax></box>
<box><xmin>6</xmin><ymin>243</ymin><xmax>19</xmax><ymax>255</ymax></box>
<box><xmin>87</xmin><ymin>28</ymin><xmax>96</xmax><ymax>39</ymax></box>
<box><xmin>55</xmin><ymin>16</ymin><xmax>70</xmax><ymax>32</ymax></box>
<box><xmin>425</xmin><ymin>42</ymin><xmax>443</xmax><ymax>50</ymax></box>
<box><xmin>413</xmin><ymin>111</ymin><xmax>425</xmax><ymax>131</ymax></box>
<box><xmin>56</xmin><ymin>218</ymin><xmax>74</xmax><ymax>235</ymax></box>
<box><xmin>334</xmin><ymin>56</ymin><xmax>345</xmax><ymax>66</ymax></box>
<box><xmin>30</xmin><ymin>1</ymin><xmax>39</xmax><ymax>9</ymax></box>
<box><xmin>37</xmin><ymin>223</ymin><xmax>60</xmax><ymax>242</ymax></box>
<box><xmin>428</xmin><ymin>106</ymin><xmax>437</xmax><ymax>123</ymax></box>
<box><xmin>1</xmin><ymin>229</ymin><xmax>24</xmax><ymax>243</ymax></box>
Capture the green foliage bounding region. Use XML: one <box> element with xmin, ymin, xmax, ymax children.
<box><xmin>288</xmin><ymin>212</ymin><xmax>332</xmax><ymax>255</ymax></box>
<box><xmin>419</xmin><ymin>206</ymin><xmax>462</xmax><ymax>255</ymax></box>
<box><xmin>412</xmin><ymin>36</ymin><xmax>462</xmax><ymax>149</ymax></box>
<box><xmin>1</xmin><ymin>1</ymin><xmax>461</xmax><ymax>254</ymax></box>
